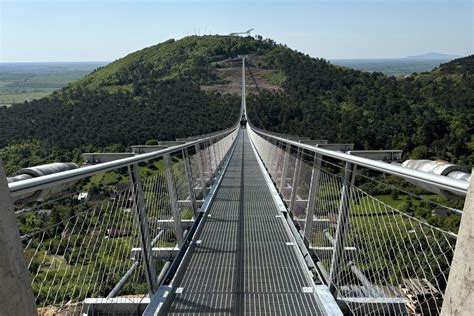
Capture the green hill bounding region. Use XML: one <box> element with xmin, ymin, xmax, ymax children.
<box><xmin>437</xmin><ymin>55</ymin><xmax>474</xmax><ymax>75</ymax></box>
<box><xmin>0</xmin><ymin>36</ymin><xmax>269</xmax><ymax>148</ymax></box>
<box><xmin>0</xmin><ymin>36</ymin><xmax>278</xmax><ymax>172</ymax></box>
<box><xmin>246</xmin><ymin>51</ymin><xmax>473</xmax><ymax>167</ymax></box>
<box><xmin>0</xmin><ymin>35</ymin><xmax>472</xmax><ymax>174</ymax></box>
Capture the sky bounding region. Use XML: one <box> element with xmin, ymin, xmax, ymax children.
<box><xmin>0</xmin><ymin>0</ymin><xmax>472</xmax><ymax>62</ymax></box>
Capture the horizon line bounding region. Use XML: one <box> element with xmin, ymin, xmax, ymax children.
<box><xmin>0</xmin><ymin>55</ymin><xmax>468</xmax><ymax>64</ymax></box>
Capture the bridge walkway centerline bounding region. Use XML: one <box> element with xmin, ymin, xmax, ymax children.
<box><xmin>159</xmin><ymin>130</ymin><xmax>326</xmax><ymax>315</ymax></box>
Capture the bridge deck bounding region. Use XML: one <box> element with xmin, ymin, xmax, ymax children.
<box><xmin>162</xmin><ymin>131</ymin><xmax>324</xmax><ymax>315</ymax></box>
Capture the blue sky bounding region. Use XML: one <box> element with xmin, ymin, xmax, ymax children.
<box><xmin>1</xmin><ymin>0</ymin><xmax>472</xmax><ymax>62</ymax></box>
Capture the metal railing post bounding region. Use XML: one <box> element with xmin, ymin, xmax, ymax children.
<box><xmin>289</xmin><ymin>148</ymin><xmax>303</xmax><ymax>213</ymax></box>
<box><xmin>163</xmin><ymin>154</ymin><xmax>184</xmax><ymax>248</ymax></box>
<box><xmin>215</xmin><ymin>138</ymin><xmax>223</xmax><ymax>173</ymax></box>
<box><xmin>216</xmin><ymin>139</ymin><xmax>224</xmax><ymax>169</ymax></box>
<box><xmin>304</xmin><ymin>153</ymin><xmax>322</xmax><ymax>241</ymax></box>
<box><xmin>182</xmin><ymin>148</ymin><xmax>198</xmax><ymax>217</ymax></box>
<box><xmin>328</xmin><ymin>161</ymin><xmax>356</xmax><ymax>295</ymax></box>
<box><xmin>128</xmin><ymin>163</ymin><xmax>158</xmax><ymax>295</ymax></box>
<box><xmin>209</xmin><ymin>139</ymin><xmax>217</xmax><ymax>181</ymax></box>
<box><xmin>220</xmin><ymin>136</ymin><xmax>225</xmax><ymax>160</ymax></box>
<box><xmin>273</xmin><ymin>140</ymin><xmax>284</xmax><ymax>182</ymax></box>
<box><xmin>195</xmin><ymin>144</ymin><xmax>208</xmax><ymax>200</ymax></box>
<box><xmin>202</xmin><ymin>140</ymin><xmax>211</xmax><ymax>176</ymax></box>
<box><xmin>266</xmin><ymin>138</ymin><xmax>273</xmax><ymax>166</ymax></box>
<box><xmin>270</xmin><ymin>139</ymin><xmax>279</xmax><ymax>177</ymax></box>
<box><xmin>213</xmin><ymin>140</ymin><xmax>220</xmax><ymax>168</ymax></box>
<box><xmin>279</xmin><ymin>144</ymin><xmax>291</xmax><ymax>193</ymax></box>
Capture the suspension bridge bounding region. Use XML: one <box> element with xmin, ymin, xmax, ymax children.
<box><xmin>0</xmin><ymin>57</ymin><xmax>472</xmax><ymax>316</ymax></box>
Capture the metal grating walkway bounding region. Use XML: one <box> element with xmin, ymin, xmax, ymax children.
<box><xmin>161</xmin><ymin>130</ymin><xmax>324</xmax><ymax>315</ymax></box>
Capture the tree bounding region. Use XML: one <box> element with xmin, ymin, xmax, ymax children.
<box><xmin>391</xmin><ymin>190</ymin><xmax>399</xmax><ymax>200</ymax></box>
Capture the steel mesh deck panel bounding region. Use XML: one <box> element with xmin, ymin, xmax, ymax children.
<box><xmin>165</xmin><ymin>131</ymin><xmax>323</xmax><ymax>315</ymax></box>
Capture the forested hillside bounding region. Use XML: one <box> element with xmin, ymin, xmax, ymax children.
<box><xmin>0</xmin><ymin>35</ymin><xmax>472</xmax><ymax>174</ymax></box>
<box><xmin>247</xmin><ymin>50</ymin><xmax>473</xmax><ymax>167</ymax></box>
<box><xmin>0</xmin><ymin>36</ymin><xmax>273</xmax><ymax>173</ymax></box>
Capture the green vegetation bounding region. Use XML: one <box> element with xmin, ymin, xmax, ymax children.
<box><xmin>247</xmin><ymin>48</ymin><xmax>473</xmax><ymax>168</ymax></box>
<box><xmin>1</xmin><ymin>36</ymin><xmax>470</xmax><ymax>306</ymax></box>
<box><xmin>1</xmin><ymin>37</ymin><xmax>276</xmax><ymax>172</ymax></box>
<box><xmin>1</xmin><ymin>36</ymin><xmax>471</xmax><ymax>174</ymax></box>
<box><xmin>21</xmin><ymin>202</ymin><xmax>147</xmax><ymax>306</ymax></box>
<box><xmin>19</xmin><ymin>163</ymin><xmax>181</xmax><ymax>306</ymax></box>
<box><xmin>0</xmin><ymin>91</ymin><xmax>51</xmax><ymax>106</ymax></box>
<box><xmin>260</xmin><ymin>69</ymin><xmax>286</xmax><ymax>86</ymax></box>
<box><xmin>181</xmin><ymin>208</ymin><xmax>194</xmax><ymax>220</ymax></box>
<box><xmin>1</xmin><ymin>37</ymin><xmax>470</xmax><ymax>234</ymax></box>
<box><xmin>353</xmin><ymin>193</ymin><xmax>461</xmax><ymax>233</ymax></box>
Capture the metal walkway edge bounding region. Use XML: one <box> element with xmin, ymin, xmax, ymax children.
<box><xmin>149</xmin><ymin>130</ymin><xmax>340</xmax><ymax>315</ymax></box>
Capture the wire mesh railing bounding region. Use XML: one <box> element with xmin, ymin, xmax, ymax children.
<box><xmin>248</xmin><ymin>125</ymin><xmax>465</xmax><ymax>316</ymax></box>
<box><xmin>6</xmin><ymin>127</ymin><xmax>238</xmax><ymax>315</ymax></box>
<box><xmin>20</xmin><ymin>177</ymin><xmax>148</xmax><ymax>315</ymax></box>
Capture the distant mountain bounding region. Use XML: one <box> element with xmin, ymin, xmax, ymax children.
<box><xmin>404</xmin><ymin>52</ymin><xmax>462</xmax><ymax>60</ymax></box>
<box><xmin>330</xmin><ymin>59</ymin><xmax>445</xmax><ymax>76</ymax></box>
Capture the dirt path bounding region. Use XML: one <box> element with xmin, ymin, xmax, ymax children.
<box><xmin>201</xmin><ymin>55</ymin><xmax>282</xmax><ymax>95</ymax></box>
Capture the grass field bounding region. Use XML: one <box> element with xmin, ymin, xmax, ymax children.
<box><xmin>0</xmin><ymin>62</ymin><xmax>107</xmax><ymax>107</ymax></box>
<box><xmin>352</xmin><ymin>193</ymin><xmax>440</xmax><ymax>214</ymax></box>
<box><xmin>0</xmin><ymin>91</ymin><xmax>52</xmax><ymax>106</ymax></box>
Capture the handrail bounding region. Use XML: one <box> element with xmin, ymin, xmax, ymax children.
<box><xmin>249</xmin><ymin>125</ymin><xmax>469</xmax><ymax>197</ymax></box>
<box><xmin>8</xmin><ymin>126</ymin><xmax>238</xmax><ymax>198</ymax></box>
